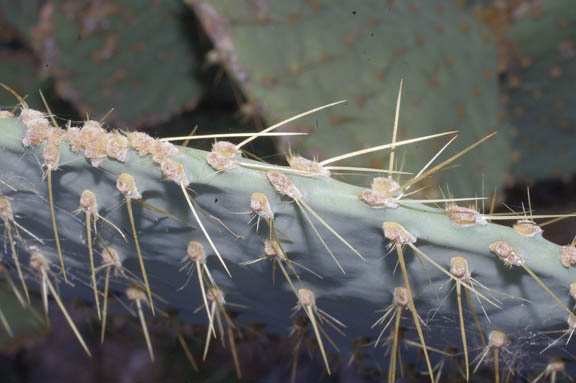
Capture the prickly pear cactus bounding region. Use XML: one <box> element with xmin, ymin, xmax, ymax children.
<box><xmin>29</xmin><ymin>0</ymin><xmax>203</xmax><ymax>128</ymax></box>
<box><xmin>1</xmin><ymin>98</ymin><xmax>576</xmax><ymax>381</ymax></box>
<box><xmin>188</xmin><ymin>0</ymin><xmax>510</xmax><ymax>196</ymax></box>
<box><xmin>503</xmin><ymin>0</ymin><xmax>576</xmax><ymax>182</ymax></box>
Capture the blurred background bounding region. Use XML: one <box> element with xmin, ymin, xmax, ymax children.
<box><xmin>1</xmin><ymin>0</ymin><xmax>576</xmax><ymax>381</ymax></box>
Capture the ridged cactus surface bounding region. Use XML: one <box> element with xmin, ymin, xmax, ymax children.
<box><xmin>1</xmin><ymin>104</ymin><xmax>575</xmax><ymax>380</ymax></box>
<box><xmin>189</xmin><ymin>0</ymin><xmax>510</xmax><ymax>196</ymax></box>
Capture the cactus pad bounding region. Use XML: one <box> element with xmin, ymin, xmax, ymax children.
<box><xmin>30</xmin><ymin>0</ymin><xmax>204</xmax><ymax>128</ymax></box>
<box><xmin>504</xmin><ymin>0</ymin><xmax>576</xmax><ymax>182</ymax></box>
<box><xmin>0</xmin><ymin>105</ymin><xmax>575</xmax><ymax>379</ymax></box>
<box><xmin>189</xmin><ymin>0</ymin><xmax>510</xmax><ymax>196</ymax></box>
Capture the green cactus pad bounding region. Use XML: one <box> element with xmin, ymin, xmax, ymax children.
<box><xmin>189</xmin><ymin>0</ymin><xmax>510</xmax><ymax>197</ymax></box>
<box><xmin>0</xmin><ymin>107</ymin><xmax>575</xmax><ymax>379</ymax></box>
<box><xmin>0</xmin><ymin>49</ymin><xmax>49</xmax><ymax>110</ymax></box>
<box><xmin>30</xmin><ymin>0</ymin><xmax>203</xmax><ymax>128</ymax></box>
<box><xmin>505</xmin><ymin>0</ymin><xmax>576</xmax><ymax>181</ymax></box>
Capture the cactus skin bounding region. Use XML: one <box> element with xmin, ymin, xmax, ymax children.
<box><xmin>188</xmin><ymin>0</ymin><xmax>510</xmax><ymax>197</ymax></box>
<box><xmin>29</xmin><ymin>0</ymin><xmax>203</xmax><ymax>128</ymax></box>
<box><xmin>0</xmin><ymin>0</ymin><xmax>43</xmax><ymax>40</ymax></box>
<box><xmin>1</xmin><ymin>108</ymin><xmax>575</xmax><ymax>379</ymax></box>
<box><xmin>504</xmin><ymin>0</ymin><xmax>576</xmax><ymax>182</ymax></box>
<box><xmin>0</xmin><ymin>50</ymin><xmax>48</xmax><ymax>110</ymax></box>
